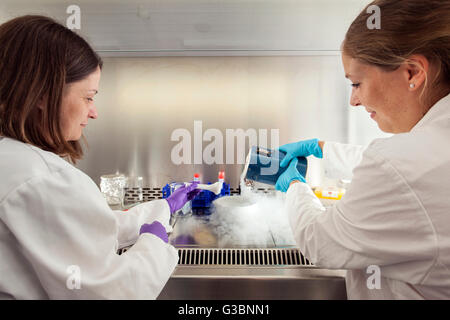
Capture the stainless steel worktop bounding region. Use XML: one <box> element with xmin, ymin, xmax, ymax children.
<box><xmin>159</xmin><ymin>265</ymin><xmax>347</xmax><ymax>300</ymax></box>
<box><xmin>160</xmin><ymin>213</ymin><xmax>347</xmax><ymax>300</ymax></box>
<box><xmin>116</xmin><ymin>192</ymin><xmax>348</xmax><ymax>299</ymax></box>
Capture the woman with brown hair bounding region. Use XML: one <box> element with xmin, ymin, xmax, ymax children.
<box><xmin>0</xmin><ymin>15</ymin><xmax>199</xmax><ymax>299</ymax></box>
<box><xmin>276</xmin><ymin>0</ymin><xmax>450</xmax><ymax>299</ymax></box>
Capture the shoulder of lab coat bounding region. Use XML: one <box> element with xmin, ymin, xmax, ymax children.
<box><xmin>286</xmin><ymin>94</ymin><xmax>450</xmax><ymax>297</ymax></box>
<box><xmin>322</xmin><ymin>141</ymin><xmax>367</xmax><ymax>180</ymax></box>
<box><xmin>113</xmin><ymin>199</ymin><xmax>172</xmax><ymax>249</ymax></box>
<box><xmin>286</xmin><ymin>137</ymin><xmax>438</xmax><ymax>285</ymax></box>
<box><xmin>0</xmin><ymin>138</ymin><xmax>178</xmax><ymax>299</ymax></box>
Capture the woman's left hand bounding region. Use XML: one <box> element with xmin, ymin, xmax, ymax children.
<box><xmin>275</xmin><ymin>158</ymin><xmax>306</xmax><ymax>192</ymax></box>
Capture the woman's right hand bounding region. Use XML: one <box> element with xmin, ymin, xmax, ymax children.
<box><xmin>279</xmin><ymin>138</ymin><xmax>324</xmax><ymax>168</ymax></box>
<box><xmin>139</xmin><ymin>221</ymin><xmax>169</xmax><ymax>243</ymax></box>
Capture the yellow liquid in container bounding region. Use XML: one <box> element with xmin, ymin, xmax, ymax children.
<box><xmin>313</xmin><ymin>187</ymin><xmax>345</xmax><ymax>200</ymax></box>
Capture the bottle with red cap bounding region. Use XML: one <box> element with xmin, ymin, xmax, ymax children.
<box><xmin>218</xmin><ymin>171</ymin><xmax>225</xmax><ymax>183</ymax></box>
<box><xmin>217</xmin><ymin>171</ymin><xmax>225</xmax><ymax>196</ymax></box>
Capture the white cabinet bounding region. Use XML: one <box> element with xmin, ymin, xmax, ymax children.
<box><xmin>0</xmin><ymin>0</ymin><xmax>370</xmax><ymax>55</ymax></box>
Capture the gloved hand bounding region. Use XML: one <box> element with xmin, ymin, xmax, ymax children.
<box><xmin>165</xmin><ymin>182</ymin><xmax>201</xmax><ymax>214</ymax></box>
<box><xmin>275</xmin><ymin>158</ymin><xmax>306</xmax><ymax>192</ymax></box>
<box><xmin>279</xmin><ymin>138</ymin><xmax>323</xmax><ymax>168</ymax></box>
<box><xmin>140</xmin><ymin>221</ymin><xmax>169</xmax><ymax>243</ymax></box>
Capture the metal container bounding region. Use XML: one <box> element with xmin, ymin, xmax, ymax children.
<box><xmin>242</xmin><ymin>146</ymin><xmax>308</xmax><ymax>186</ymax></box>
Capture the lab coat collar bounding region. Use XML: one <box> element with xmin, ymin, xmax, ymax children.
<box><xmin>411</xmin><ymin>92</ymin><xmax>450</xmax><ymax>132</ymax></box>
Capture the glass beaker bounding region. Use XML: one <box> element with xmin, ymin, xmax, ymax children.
<box><xmin>100</xmin><ymin>174</ymin><xmax>127</xmax><ymax>206</ymax></box>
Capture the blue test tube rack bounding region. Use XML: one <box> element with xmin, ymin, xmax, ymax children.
<box><xmin>162</xmin><ymin>181</ymin><xmax>231</xmax><ymax>215</ymax></box>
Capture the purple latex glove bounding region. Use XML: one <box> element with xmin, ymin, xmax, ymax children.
<box><xmin>165</xmin><ymin>182</ymin><xmax>201</xmax><ymax>214</ymax></box>
<box><xmin>139</xmin><ymin>221</ymin><xmax>168</xmax><ymax>243</ymax></box>
<box><xmin>173</xmin><ymin>235</ymin><xmax>196</xmax><ymax>245</ymax></box>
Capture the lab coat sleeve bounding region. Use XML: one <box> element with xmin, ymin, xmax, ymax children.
<box><xmin>1</xmin><ymin>167</ymin><xmax>178</xmax><ymax>299</ymax></box>
<box><xmin>112</xmin><ymin>199</ymin><xmax>172</xmax><ymax>249</ymax></box>
<box><xmin>322</xmin><ymin>141</ymin><xmax>366</xmax><ymax>180</ymax></box>
<box><xmin>285</xmin><ymin>146</ymin><xmax>437</xmax><ymax>284</ymax></box>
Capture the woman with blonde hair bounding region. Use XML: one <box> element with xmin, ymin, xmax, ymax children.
<box><xmin>276</xmin><ymin>0</ymin><xmax>450</xmax><ymax>299</ymax></box>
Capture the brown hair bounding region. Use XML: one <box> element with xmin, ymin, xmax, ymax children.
<box><xmin>0</xmin><ymin>15</ymin><xmax>103</xmax><ymax>163</ymax></box>
<box><xmin>343</xmin><ymin>0</ymin><xmax>450</xmax><ymax>93</ymax></box>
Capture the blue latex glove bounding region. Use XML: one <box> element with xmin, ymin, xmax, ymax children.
<box><xmin>275</xmin><ymin>158</ymin><xmax>306</xmax><ymax>192</ymax></box>
<box><xmin>279</xmin><ymin>138</ymin><xmax>323</xmax><ymax>168</ymax></box>
<box><xmin>139</xmin><ymin>221</ymin><xmax>169</xmax><ymax>243</ymax></box>
<box><xmin>165</xmin><ymin>182</ymin><xmax>201</xmax><ymax>214</ymax></box>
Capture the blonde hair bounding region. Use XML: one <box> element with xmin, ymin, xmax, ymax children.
<box><xmin>343</xmin><ymin>0</ymin><xmax>450</xmax><ymax>95</ymax></box>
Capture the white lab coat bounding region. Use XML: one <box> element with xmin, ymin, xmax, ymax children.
<box><xmin>0</xmin><ymin>137</ymin><xmax>178</xmax><ymax>299</ymax></box>
<box><xmin>285</xmin><ymin>93</ymin><xmax>450</xmax><ymax>299</ymax></box>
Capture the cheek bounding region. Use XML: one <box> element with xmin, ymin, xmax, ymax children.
<box><xmin>61</xmin><ymin>104</ymin><xmax>74</xmax><ymax>123</ymax></box>
<box><xmin>60</xmin><ymin>100</ymin><xmax>84</xmax><ymax>133</ymax></box>
<box><xmin>59</xmin><ymin>105</ymin><xmax>70</xmax><ymax>128</ymax></box>
<box><xmin>363</xmin><ymin>79</ymin><xmax>390</xmax><ymax>111</ymax></box>
<box><xmin>374</xmin><ymin>71</ymin><xmax>406</xmax><ymax>106</ymax></box>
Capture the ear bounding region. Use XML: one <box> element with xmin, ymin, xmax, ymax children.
<box><xmin>405</xmin><ymin>54</ymin><xmax>429</xmax><ymax>91</ymax></box>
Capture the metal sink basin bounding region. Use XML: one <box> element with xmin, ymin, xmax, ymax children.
<box><xmin>157</xmin><ymin>248</ymin><xmax>347</xmax><ymax>300</ymax></box>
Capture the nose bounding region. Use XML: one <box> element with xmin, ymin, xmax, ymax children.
<box><xmin>88</xmin><ymin>104</ymin><xmax>98</xmax><ymax>120</ymax></box>
<box><xmin>350</xmin><ymin>88</ymin><xmax>362</xmax><ymax>107</ymax></box>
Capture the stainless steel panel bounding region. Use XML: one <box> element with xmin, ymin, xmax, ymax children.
<box><xmin>0</xmin><ymin>2</ymin><xmax>388</xmax><ymax>187</ymax></box>
<box><xmin>76</xmin><ymin>55</ymin><xmax>350</xmax><ymax>187</ymax></box>
<box><xmin>0</xmin><ymin>0</ymin><xmax>371</xmax><ymax>52</ymax></box>
<box><xmin>158</xmin><ymin>266</ymin><xmax>347</xmax><ymax>300</ymax></box>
